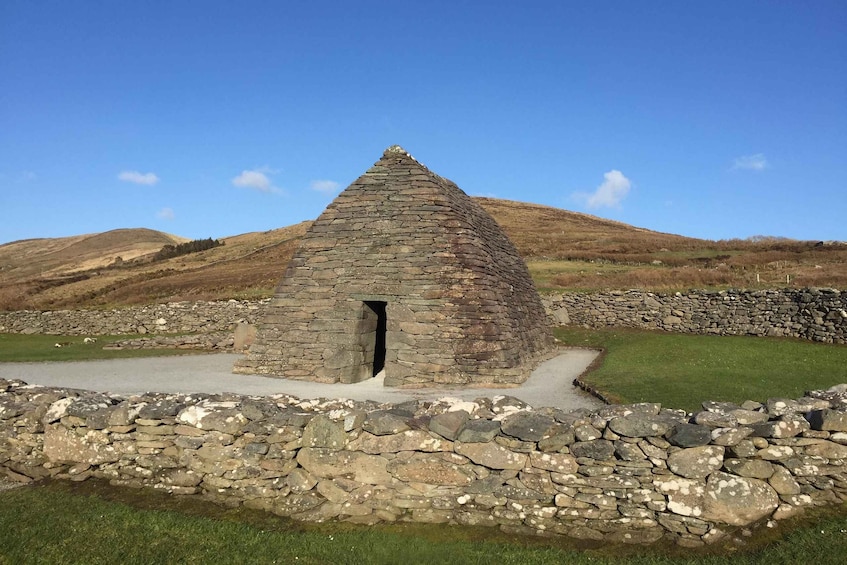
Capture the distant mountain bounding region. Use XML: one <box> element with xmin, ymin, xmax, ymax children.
<box><xmin>0</xmin><ymin>200</ymin><xmax>843</xmax><ymax>311</ymax></box>
<box><xmin>0</xmin><ymin>228</ymin><xmax>188</xmax><ymax>280</ymax></box>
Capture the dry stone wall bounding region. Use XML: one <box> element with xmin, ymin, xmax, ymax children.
<box><xmin>1</xmin><ymin>288</ymin><xmax>844</xmax><ymax>347</ymax></box>
<box><xmin>543</xmin><ymin>288</ymin><xmax>847</xmax><ymax>344</ymax></box>
<box><xmin>2</xmin><ymin>378</ymin><xmax>847</xmax><ymax>546</ymax></box>
<box><xmin>0</xmin><ymin>299</ymin><xmax>268</xmax><ymax>337</ymax></box>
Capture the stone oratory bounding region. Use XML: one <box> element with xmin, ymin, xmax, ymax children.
<box><xmin>234</xmin><ymin>146</ymin><xmax>554</xmax><ymax>386</ymax></box>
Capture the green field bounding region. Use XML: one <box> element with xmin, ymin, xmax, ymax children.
<box><xmin>0</xmin><ymin>333</ymin><xmax>201</xmax><ymax>363</ymax></box>
<box><xmin>1</xmin><ymin>330</ymin><xmax>847</xmax><ymax>562</ymax></box>
<box><xmin>556</xmin><ymin>327</ymin><xmax>847</xmax><ymax>412</ymax></box>
<box><xmin>0</xmin><ymin>481</ymin><xmax>846</xmax><ymax>565</ymax></box>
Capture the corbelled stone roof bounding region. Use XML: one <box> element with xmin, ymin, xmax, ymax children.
<box><xmin>234</xmin><ymin>146</ymin><xmax>554</xmax><ymax>385</ymax></box>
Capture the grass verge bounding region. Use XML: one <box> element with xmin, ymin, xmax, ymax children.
<box><xmin>1</xmin><ymin>480</ymin><xmax>847</xmax><ymax>564</ymax></box>
<box><xmin>0</xmin><ymin>333</ymin><xmax>203</xmax><ymax>363</ymax></box>
<box><xmin>556</xmin><ymin>326</ymin><xmax>847</xmax><ymax>412</ymax></box>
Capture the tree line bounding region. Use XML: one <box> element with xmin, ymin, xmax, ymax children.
<box><xmin>153</xmin><ymin>238</ymin><xmax>224</xmax><ymax>261</ymax></box>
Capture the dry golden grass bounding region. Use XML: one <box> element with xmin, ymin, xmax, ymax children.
<box><xmin>0</xmin><ymin>200</ymin><xmax>844</xmax><ymax>310</ymax></box>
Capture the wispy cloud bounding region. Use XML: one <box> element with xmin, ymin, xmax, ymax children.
<box><xmin>118</xmin><ymin>170</ymin><xmax>160</xmax><ymax>185</ymax></box>
<box><xmin>309</xmin><ymin>179</ymin><xmax>340</xmax><ymax>194</ymax></box>
<box><xmin>232</xmin><ymin>168</ymin><xmax>281</xmax><ymax>193</ymax></box>
<box><xmin>732</xmin><ymin>153</ymin><xmax>768</xmax><ymax>171</ymax></box>
<box><xmin>156</xmin><ymin>207</ymin><xmax>175</xmax><ymax>220</ymax></box>
<box><xmin>18</xmin><ymin>171</ymin><xmax>36</xmax><ymax>182</ymax></box>
<box><xmin>573</xmin><ymin>170</ymin><xmax>632</xmax><ymax>209</ymax></box>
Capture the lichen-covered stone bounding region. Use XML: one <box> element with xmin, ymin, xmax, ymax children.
<box><xmin>500</xmin><ymin>412</ymin><xmax>556</xmax><ymax>442</ymax></box>
<box><xmin>570</xmin><ymin>440</ymin><xmax>615</xmax><ymax>460</ymax></box>
<box><xmin>807</xmin><ymin>409</ymin><xmax>847</xmax><ymax>432</ymax></box>
<box><xmin>362</xmin><ymin>411</ymin><xmax>410</xmax><ymax>436</ymax></box>
<box><xmin>608</xmin><ymin>414</ymin><xmax>673</xmax><ymax>438</ymax></box>
<box><xmin>428</xmin><ymin>410</ymin><xmax>469</xmax><ymax>441</ymax></box>
<box><xmin>702</xmin><ymin>472</ymin><xmax>779</xmax><ymax>526</ymax></box>
<box><xmin>456</xmin><ymin>419</ymin><xmax>501</xmax><ymax>443</ymax></box>
<box><xmin>386</xmin><ymin>453</ymin><xmax>474</xmax><ymax>486</ymax></box>
<box><xmin>301</xmin><ymin>415</ymin><xmax>347</xmax><ymax>449</ymax></box>
<box><xmin>455</xmin><ymin>441</ymin><xmax>527</xmax><ymax>470</ymax></box>
<box><xmin>667</xmin><ymin>446</ymin><xmax>725</xmax><ymax>479</ymax></box>
<box><xmin>666</xmin><ymin>424</ymin><xmax>712</xmax><ymax>447</ymax></box>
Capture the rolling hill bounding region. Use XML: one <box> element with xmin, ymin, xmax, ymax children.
<box><xmin>0</xmin><ymin>199</ymin><xmax>844</xmax><ymax>311</ymax></box>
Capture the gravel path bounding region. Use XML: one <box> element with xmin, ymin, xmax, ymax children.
<box><xmin>0</xmin><ymin>349</ymin><xmax>603</xmax><ymax>411</ymax></box>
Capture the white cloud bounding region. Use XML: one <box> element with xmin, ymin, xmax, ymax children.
<box><xmin>156</xmin><ymin>207</ymin><xmax>175</xmax><ymax>220</ymax></box>
<box><xmin>118</xmin><ymin>170</ymin><xmax>160</xmax><ymax>185</ymax></box>
<box><xmin>19</xmin><ymin>171</ymin><xmax>36</xmax><ymax>182</ymax></box>
<box><xmin>232</xmin><ymin>169</ymin><xmax>279</xmax><ymax>193</ymax></box>
<box><xmin>309</xmin><ymin>179</ymin><xmax>340</xmax><ymax>194</ymax></box>
<box><xmin>732</xmin><ymin>153</ymin><xmax>768</xmax><ymax>171</ymax></box>
<box><xmin>575</xmin><ymin>170</ymin><xmax>632</xmax><ymax>209</ymax></box>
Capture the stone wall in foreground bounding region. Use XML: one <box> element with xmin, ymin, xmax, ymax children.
<box><xmin>2</xmin><ymin>379</ymin><xmax>846</xmax><ymax>547</ymax></box>
<box><xmin>543</xmin><ymin>288</ymin><xmax>846</xmax><ymax>344</ymax></box>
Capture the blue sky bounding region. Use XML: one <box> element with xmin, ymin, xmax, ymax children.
<box><xmin>1</xmin><ymin>1</ymin><xmax>845</xmax><ymax>245</ymax></box>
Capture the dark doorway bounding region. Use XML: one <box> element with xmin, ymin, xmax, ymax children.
<box><xmin>363</xmin><ymin>301</ymin><xmax>387</xmax><ymax>377</ymax></box>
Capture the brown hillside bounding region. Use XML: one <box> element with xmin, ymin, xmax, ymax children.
<box><xmin>0</xmin><ymin>201</ymin><xmax>844</xmax><ymax>311</ymax></box>
<box><xmin>0</xmin><ymin>228</ymin><xmax>187</xmax><ymax>279</ymax></box>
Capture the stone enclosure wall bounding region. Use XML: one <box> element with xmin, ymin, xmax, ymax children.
<box><xmin>0</xmin><ymin>299</ymin><xmax>267</xmax><ymax>337</ymax></box>
<box><xmin>1</xmin><ymin>288</ymin><xmax>844</xmax><ymax>346</ymax></box>
<box><xmin>543</xmin><ymin>287</ymin><xmax>846</xmax><ymax>344</ymax></box>
<box><xmin>2</xmin><ymin>379</ymin><xmax>847</xmax><ymax>546</ymax></box>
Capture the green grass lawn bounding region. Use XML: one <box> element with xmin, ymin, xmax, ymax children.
<box><xmin>556</xmin><ymin>326</ymin><xmax>847</xmax><ymax>412</ymax></box>
<box><xmin>2</xmin><ymin>330</ymin><xmax>847</xmax><ymax>562</ymax></box>
<box><xmin>1</xmin><ymin>481</ymin><xmax>846</xmax><ymax>565</ymax></box>
<box><xmin>0</xmin><ymin>333</ymin><xmax>202</xmax><ymax>363</ymax></box>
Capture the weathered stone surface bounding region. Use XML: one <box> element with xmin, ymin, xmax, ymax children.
<box><xmin>723</xmin><ymin>458</ymin><xmax>775</xmax><ymax>479</ymax></box>
<box><xmin>570</xmin><ymin>440</ymin><xmax>615</xmax><ymax>460</ymax></box>
<box><xmin>287</xmin><ymin>468</ymin><xmax>318</xmax><ymax>493</ymax></box>
<box><xmin>500</xmin><ymin>412</ymin><xmax>555</xmax><ymax>442</ymax></box>
<box><xmin>667</xmin><ymin>446</ymin><xmax>724</xmax><ymax>479</ymax></box>
<box><xmin>362</xmin><ymin>411</ymin><xmax>410</xmax><ymax>436</ymax></box>
<box><xmin>138</xmin><ymin>399</ymin><xmax>186</xmax><ymax>420</ymax></box>
<box><xmin>301</xmin><ymin>415</ymin><xmax>347</xmax><ymax>449</ymax></box>
<box><xmin>614</xmin><ymin>440</ymin><xmax>646</xmax><ymax>460</ymax></box>
<box><xmin>655</xmin><ymin>476</ymin><xmax>705</xmax><ymax>517</ymax></box>
<box><xmin>693</xmin><ymin>411</ymin><xmax>738</xmax><ymax>428</ymax></box>
<box><xmin>386</xmin><ymin>453</ymin><xmax>474</xmax><ymax>486</ymax></box>
<box><xmin>529</xmin><ymin>451</ymin><xmax>578</xmax><ymax>473</ymax></box>
<box><xmin>608</xmin><ymin>414</ymin><xmax>673</xmax><ymax>438</ymax></box>
<box><xmin>296</xmin><ymin>447</ymin><xmax>392</xmax><ymax>484</ymax></box>
<box><xmin>455</xmin><ymin>442</ymin><xmax>527</xmax><ymax>470</ymax></box>
<box><xmin>807</xmin><ymin>409</ymin><xmax>847</xmax><ymax>432</ymax></box>
<box><xmin>702</xmin><ymin>472</ymin><xmax>779</xmax><ymax>526</ymax></box>
<box><xmin>710</xmin><ymin>427</ymin><xmax>753</xmax><ymax>447</ymax></box>
<box><xmin>428</xmin><ymin>410</ymin><xmax>469</xmax><ymax>441</ymax></box>
<box><xmin>730</xmin><ymin>409</ymin><xmax>768</xmax><ymax>425</ymax></box>
<box><xmin>666</xmin><ymin>424</ymin><xmax>712</xmax><ymax>447</ymax></box>
<box><xmin>573</xmin><ymin>424</ymin><xmax>602</xmax><ymax>442</ymax></box>
<box><xmin>235</xmin><ymin>146</ymin><xmax>553</xmax><ymax>385</ymax></box>
<box><xmin>351</xmin><ymin>431</ymin><xmax>448</xmax><ymax>454</ymax></box>
<box><xmin>456</xmin><ymin>419</ymin><xmax>501</xmax><ymax>443</ymax></box>
<box><xmin>65</xmin><ymin>396</ymin><xmax>114</xmax><ymax>418</ymax></box>
<box><xmin>750</xmin><ymin>416</ymin><xmax>809</xmax><ymax>439</ymax></box>
<box><xmin>768</xmin><ymin>466</ymin><xmax>802</xmax><ymax>495</ymax></box>
<box><xmin>177</xmin><ymin>405</ymin><xmax>247</xmax><ymax>434</ymax></box>
<box><xmin>43</xmin><ymin>426</ymin><xmax>120</xmax><ymax>465</ymax></box>
<box><xmin>803</xmin><ymin>440</ymin><xmax>847</xmax><ymax>460</ymax></box>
